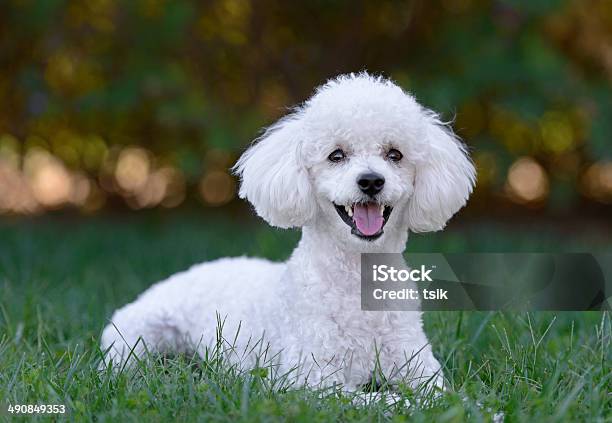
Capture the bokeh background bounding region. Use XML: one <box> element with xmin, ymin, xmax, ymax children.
<box><xmin>0</xmin><ymin>0</ymin><xmax>611</xmax><ymax>220</ymax></box>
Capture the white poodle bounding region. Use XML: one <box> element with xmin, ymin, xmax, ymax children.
<box><xmin>101</xmin><ymin>73</ymin><xmax>475</xmax><ymax>393</ymax></box>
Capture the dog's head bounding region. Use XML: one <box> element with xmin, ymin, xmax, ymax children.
<box><xmin>234</xmin><ymin>73</ymin><xmax>475</xmax><ymax>251</ymax></box>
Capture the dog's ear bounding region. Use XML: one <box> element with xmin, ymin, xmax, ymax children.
<box><xmin>407</xmin><ymin>114</ymin><xmax>476</xmax><ymax>232</ymax></box>
<box><xmin>233</xmin><ymin>116</ymin><xmax>315</xmax><ymax>228</ymax></box>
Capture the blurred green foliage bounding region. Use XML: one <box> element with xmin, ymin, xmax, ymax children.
<box><xmin>0</xmin><ymin>0</ymin><xmax>611</xmax><ymax>214</ymax></box>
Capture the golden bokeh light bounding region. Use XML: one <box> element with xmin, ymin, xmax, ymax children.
<box><xmin>581</xmin><ymin>162</ymin><xmax>612</xmax><ymax>204</ymax></box>
<box><xmin>51</xmin><ymin>130</ymin><xmax>84</xmax><ymax>167</ymax></box>
<box><xmin>199</xmin><ymin>170</ymin><xmax>235</xmax><ymax>206</ymax></box>
<box><xmin>159</xmin><ymin>167</ymin><xmax>186</xmax><ymax>208</ymax></box>
<box><xmin>71</xmin><ymin>173</ymin><xmax>92</xmax><ymax>206</ymax></box>
<box><xmin>504</xmin><ymin>122</ymin><xmax>534</xmax><ymax>155</ymax></box>
<box><xmin>24</xmin><ymin>149</ymin><xmax>73</xmax><ymax>208</ymax></box>
<box><xmin>506</xmin><ymin>157</ymin><xmax>549</xmax><ymax>204</ymax></box>
<box><xmin>82</xmin><ymin>135</ymin><xmax>108</xmax><ymax>170</ymax></box>
<box><xmin>539</xmin><ymin>112</ymin><xmax>575</xmax><ymax>154</ymax></box>
<box><xmin>82</xmin><ymin>183</ymin><xmax>107</xmax><ymax>213</ymax></box>
<box><xmin>0</xmin><ymin>158</ymin><xmax>39</xmax><ymax>214</ymax></box>
<box><xmin>115</xmin><ymin>147</ymin><xmax>151</xmax><ymax>193</ymax></box>
<box><xmin>122</xmin><ymin>166</ymin><xmax>186</xmax><ymax>209</ymax></box>
<box><xmin>132</xmin><ymin>168</ymin><xmax>169</xmax><ymax>209</ymax></box>
<box><xmin>489</xmin><ymin>108</ymin><xmax>537</xmax><ymax>155</ymax></box>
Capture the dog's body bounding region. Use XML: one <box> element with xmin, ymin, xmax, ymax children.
<box><xmin>101</xmin><ymin>73</ymin><xmax>475</xmax><ymax>392</ymax></box>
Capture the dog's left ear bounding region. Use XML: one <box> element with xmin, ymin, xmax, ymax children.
<box><xmin>233</xmin><ymin>116</ymin><xmax>315</xmax><ymax>228</ymax></box>
<box><xmin>407</xmin><ymin>114</ymin><xmax>476</xmax><ymax>232</ymax></box>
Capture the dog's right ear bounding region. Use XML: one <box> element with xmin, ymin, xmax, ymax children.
<box><xmin>233</xmin><ymin>116</ymin><xmax>316</xmax><ymax>228</ymax></box>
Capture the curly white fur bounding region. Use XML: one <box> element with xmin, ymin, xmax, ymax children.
<box><xmin>101</xmin><ymin>73</ymin><xmax>476</xmax><ymax>392</ymax></box>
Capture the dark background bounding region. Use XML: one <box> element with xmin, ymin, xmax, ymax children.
<box><xmin>1</xmin><ymin>0</ymin><xmax>611</xmax><ymax>223</ymax></box>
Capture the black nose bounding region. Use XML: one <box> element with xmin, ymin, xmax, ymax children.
<box><xmin>357</xmin><ymin>172</ymin><xmax>385</xmax><ymax>197</ymax></box>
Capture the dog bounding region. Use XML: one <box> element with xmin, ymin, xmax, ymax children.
<box><xmin>101</xmin><ymin>73</ymin><xmax>475</xmax><ymax>394</ymax></box>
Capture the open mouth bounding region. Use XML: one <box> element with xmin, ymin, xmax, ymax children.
<box><xmin>333</xmin><ymin>202</ymin><xmax>393</xmax><ymax>241</ymax></box>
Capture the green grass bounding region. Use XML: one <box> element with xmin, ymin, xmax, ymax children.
<box><xmin>0</xmin><ymin>213</ymin><xmax>610</xmax><ymax>422</ymax></box>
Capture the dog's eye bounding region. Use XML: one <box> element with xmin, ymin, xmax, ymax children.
<box><xmin>328</xmin><ymin>149</ymin><xmax>346</xmax><ymax>163</ymax></box>
<box><xmin>386</xmin><ymin>149</ymin><xmax>403</xmax><ymax>162</ymax></box>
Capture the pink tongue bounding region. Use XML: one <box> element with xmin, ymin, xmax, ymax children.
<box><xmin>353</xmin><ymin>203</ymin><xmax>384</xmax><ymax>236</ymax></box>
